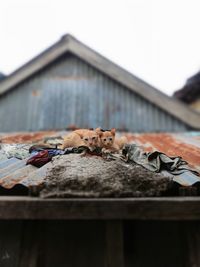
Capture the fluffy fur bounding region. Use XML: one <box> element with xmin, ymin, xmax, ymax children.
<box><xmin>96</xmin><ymin>128</ymin><xmax>127</xmax><ymax>153</ymax></box>
<box><xmin>60</xmin><ymin>129</ymin><xmax>100</xmax><ymax>151</ymax></box>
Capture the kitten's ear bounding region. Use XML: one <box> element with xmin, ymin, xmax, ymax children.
<box><xmin>95</xmin><ymin>127</ymin><xmax>102</xmax><ymax>136</ymax></box>
<box><xmin>111</xmin><ymin>128</ymin><xmax>116</xmax><ymax>136</ymax></box>
<box><xmin>76</xmin><ymin>132</ymin><xmax>83</xmax><ymax>139</ymax></box>
<box><xmin>95</xmin><ymin>127</ymin><xmax>101</xmax><ymax>133</ymax></box>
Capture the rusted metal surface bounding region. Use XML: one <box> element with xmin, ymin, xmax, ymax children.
<box><xmin>124</xmin><ymin>132</ymin><xmax>200</xmax><ymax>186</ymax></box>
<box><xmin>126</xmin><ymin>132</ymin><xmax>200</xmax><ymax>171</ymax></box>
<box><xmin>0</xmin><ymin>131</ymin><xmax>199</xmax><ymax>192</ymax></box>
<box><xmin>0</xmin><ymin>131</ymin><xmax>56</xmax><ymax>144</ymax></box>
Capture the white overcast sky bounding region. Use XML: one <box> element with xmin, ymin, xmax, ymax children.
<box><xmin>0</xmin><ymin>0</ymin><xmax>200</xmax><ymax>95</ymax></box>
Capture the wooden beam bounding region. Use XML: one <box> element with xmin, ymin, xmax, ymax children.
<box><xmin>0</xmin><ymin>197</ymin><xmax>199</xmax><ymax>220</ymax></box>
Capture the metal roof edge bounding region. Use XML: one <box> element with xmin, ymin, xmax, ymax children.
<box><xmin>0</xmin><ymin>36</ymin><xmax>71</xmax><ymax>96</ymax></box>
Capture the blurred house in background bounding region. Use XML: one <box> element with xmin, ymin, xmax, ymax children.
<box><xmin>174</xmin><ymin>71</ymin><xmax>200</xmax><ymax>112</ymax></box>
<box><xmin>0</xmin><ymin>34</ymin><xmax>199</xmax><ymax>133</ymax></box>
<box><xmin>0</xmin><ymin>72</ymin><xmax>6</xmax><ymax>82</ymax></box>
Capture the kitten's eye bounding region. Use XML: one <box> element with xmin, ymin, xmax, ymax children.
<box><xmin>103</xmin><ymin>138</ymin><xmax>107</xmax><ymax>141</ymax></box>
<box><xmin>109</xmin><ymin>137</ymin><xmax>113</xmax><ymax>141</ymax></box>
<box><xmin>84</xmin><ymin>138</ymin><xmax>89</xmax><ymax>141</ymax></box>
<box><xmin>92</xmin><ymin>136</ymin><xmax>96</xmax><ymax>140</ymax></box>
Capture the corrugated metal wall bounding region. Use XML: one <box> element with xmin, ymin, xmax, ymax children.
<box><xmin>0</xmin><ymin>53</ymin><xmax>188</xmax><ymax>132</ymax></box>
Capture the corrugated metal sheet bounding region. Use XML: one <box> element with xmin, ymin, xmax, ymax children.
<box><xmin>126</xmin><ymin>132</ymin><xmax>200</xmax><ymax>186</ymax></box>
<box><xmin>0</xmin><ymin>131</ymin><xmax>199</xmax><ymax>193</ymax></box>
<box><xmin>126</xmin><ymin>132</ymin><xmax>200</xmax><ymax>170</ymax></box>
<box><xmin>0</xmin><ymin>54</ymin><xmax>188</xmax><ymax>132</ymax></box>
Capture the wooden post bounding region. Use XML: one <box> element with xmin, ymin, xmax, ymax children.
<box><xmin>185</xmin><ymin>222</ymin><xmax>200</xmax><ymax>267</ymax></box>
<box><xmin>18</xmin><ymin>221</ymin><xmax>45</xmax><ymax>267</ymax></box>
<box><xmin>105</xmin><ymin>220</ymin><xmax>124</xmax><ymax>267</ymax></box>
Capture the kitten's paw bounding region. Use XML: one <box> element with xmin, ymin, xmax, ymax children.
<box><xmin>80</xmin><ymin>151</ymin><xmax>87</xmax><ymax>157</ymax></box>
<box><xmin>58</xmin><ymin>145</ymin><xmax>64</xmax><ymax>150</ymax></box>
<box><xmin>102</xmin><ymin>148</ymin><xmax>112</xmax><ymax>154</ymax></box>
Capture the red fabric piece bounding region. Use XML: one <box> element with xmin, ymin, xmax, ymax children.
<box><xmin>26</xmin><ymin>150</ymin><xmax>52</xmax><ymax>167</ymax></box>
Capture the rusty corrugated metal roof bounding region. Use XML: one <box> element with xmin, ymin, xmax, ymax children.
<box><xmin>125</xmin><ymin>132</ymin><xmax>200</xmax><ymax>187</ymax></box>
<box><xmin>126</xmin><ymin>132</ymin><xmax>200</xmax><ymax>170</ymax></box>
<box><xmin>0</xmin><ymin>131</ymin><xmax>200</xmax><ymax>193</ymax></box>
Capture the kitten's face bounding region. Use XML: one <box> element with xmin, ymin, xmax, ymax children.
<box><xmin>99</xmin><ymin>128</ymin><xmax>115</xmax><ymax>148</ymax></box>
<box><xmin>81</xmin><ymin>130</ymin><xmax>99</xmax><ymax>148</ymax></box>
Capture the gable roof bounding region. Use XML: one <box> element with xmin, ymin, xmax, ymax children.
<box><xmin>0</xmin><ymin>34</ymin><xmax>200</xmax><ymax>129</ymax></box>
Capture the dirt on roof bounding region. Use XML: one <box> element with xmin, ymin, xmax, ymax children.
<box><xmin>40</xmin><ymin>154</ymin><xmax>174</xmax><ymax>198</ymax></box>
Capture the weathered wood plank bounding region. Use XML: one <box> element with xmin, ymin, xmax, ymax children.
<box><xmin>124</xmin><ymin>221</ymin><xmax>188</xmax><ymax>267</ymax></box>
<box><xmin>43</xmin><ymin>221</ymin><xmax>105</xmax><ymax>267</ymax></box>
<box><xmin>184</xmin><ymin>222</ymin><xmax>200</xmax><ymax>267</ymax></box>
<box><xmin>105</xmin><ymin>221</ymin><xmax>124</xmax><ymax>267</ymax></box>
<box><xmin>0</xmin><ymin>197</ymin><xmax>199</xmax><ymax>220</ymax></box>
<box><xmin>0</xmin><ymin>221</ymin><xmax>22</xmax><ymax>267</ymax></box>
<box><xmin>18</xmin><ymin>221</ymin><xmax>43</xmax><ymax>267</ymax></box>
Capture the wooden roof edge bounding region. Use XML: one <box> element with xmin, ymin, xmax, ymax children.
<box><xmin>0</xmin><ymin>196</ymin><xmax>200</xmax><ymax>220</ymax></box>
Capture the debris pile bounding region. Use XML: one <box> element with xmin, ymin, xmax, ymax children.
<box><xmin>40</xmin><ymin>154</ymin><xmax>173</xmax><ymax>198</ymax></box>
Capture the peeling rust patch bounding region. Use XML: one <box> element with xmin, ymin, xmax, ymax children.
<box><xmin>0</xmin><ymin>131</ymin><xmax>56</xmax><ymax>144</ymax></box>
<box><xmin>32</xmin><ymin>90</ymin><xmax>40</xmax><ymax>97</ymax></box>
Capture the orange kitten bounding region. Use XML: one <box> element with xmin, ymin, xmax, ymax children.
<box><xmin>96</xmin><ymin>128</ymin><xmax>127</xmax><ymax>153</ymax></box>
<box><xmin>60</xmin><ymin>129</ymin><xmax>100</xmax><ymax>151</ymax></box>
<box><xmin>115</xmin><ymin>136</ymin><xmax>128</xmax><ymax>150</ymax></box>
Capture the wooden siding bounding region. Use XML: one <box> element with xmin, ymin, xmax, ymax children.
<box><xmin>0</xmin><ymin>219</ymin><xmax>198</xmax><ymax>267</ymax></box>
